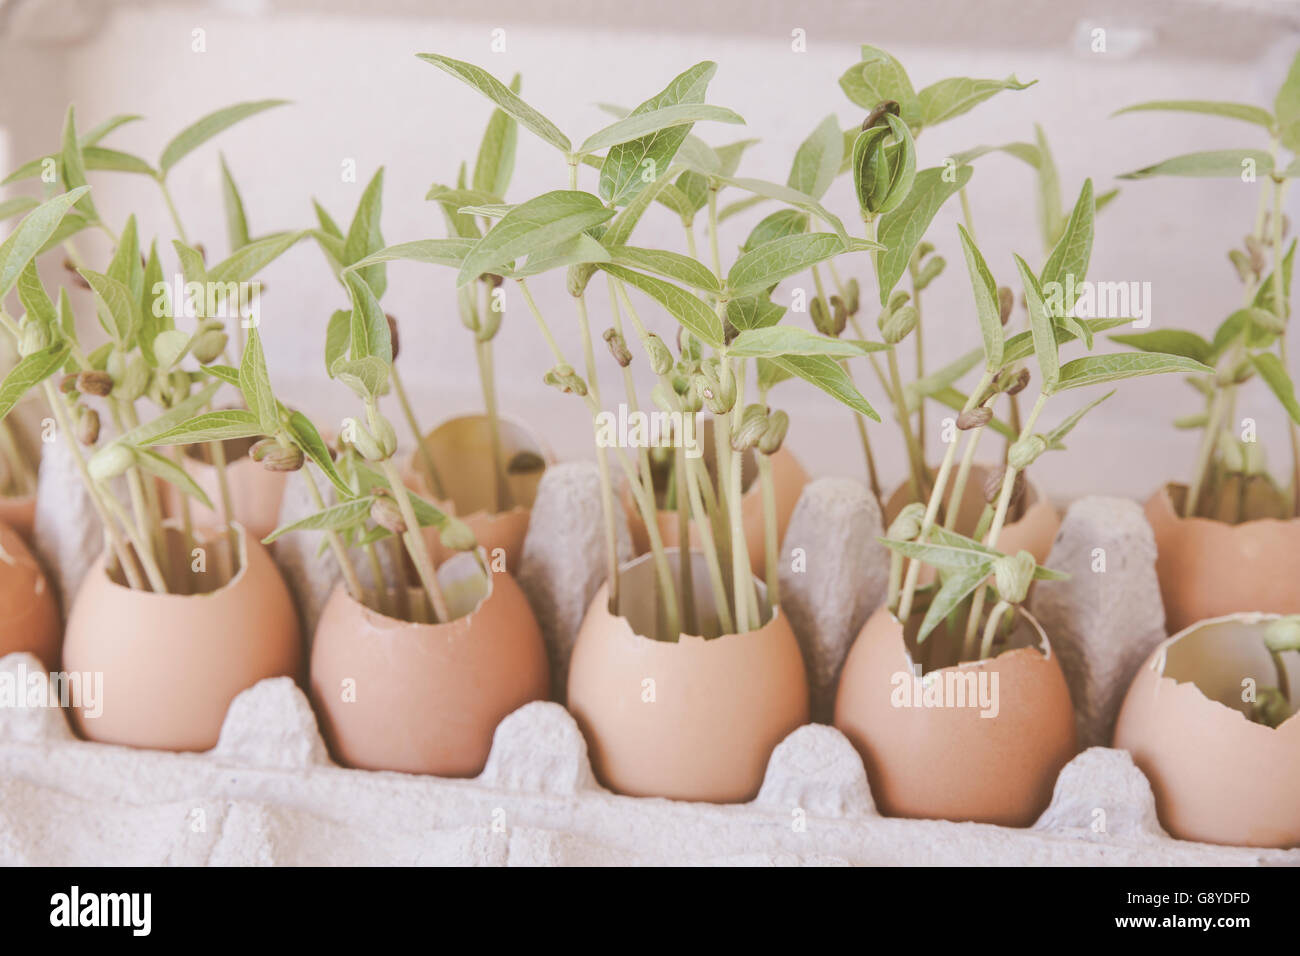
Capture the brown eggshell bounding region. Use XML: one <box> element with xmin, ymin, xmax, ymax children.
<box><xmin>1145</xmin><ymin>483</ymin><xmax>1300</xmax><ymax>635</ymax></box>
<box><xmin>626</xmin><ymin>445</ymin><xmax>808</xmax><ymax>577</ymax></box>
<box><xmin>407</xmin><ymin>414</ymin><xmax>549</xmax><ymax>575</ymax></box>
<box><xmin>63</xmin><ymin>524</ymin><xmax>301</xmax><ymax>751</ymax></box>
<box><xmin>567</xmin><ymin>550</ymin><xmax>809</xmax><ymax>803</ymax></box>
<box><xmin>310</xmin><ymin>552</ymin><xmax>549</xmax><ymax>776</ymax></box>
<box><xmin>165</xmin><ymin>451</ymin><xmax>288</xmax><ymax>543</ymax></box>
<box><xmin>1114</xmin><ymin>612</ymin><xmax>1300</xmax><ymax>848</ymax></box>
<box><xmin>0</xmin><ymin>494</ymin><xmax>37</xmax><ymax>544</ymax></box>
<box><xmin>834</xmin><ymin>605</ymin><xmax>1078</xmax><ymax>826</ymax></box>
<box><xmin>884</xmin><ymin>462</ymin><xmax>1060</xmax><ymax>564</ymax></box>
<box><xmin>0</xmin><ymin>520</ymin><xmax>61</xmax><ymax>670</ymax></box>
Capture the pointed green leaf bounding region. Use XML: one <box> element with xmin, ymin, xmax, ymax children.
<box><xmin>147</xmin><ymin>409</ymin><xmax>265</xmax><ymax>446</ymax></box>
<box><xmin>838</xmin><ymin>45</ymin><xmax>919</xmax><ymax>128</ymax></box>
<box><xmin>83</xmin><ymin>146</ymin><xmax>156</xmax><ymax>177</ymax></box>
<box><xmin>875</xmin><ymin>165</ymin><xmax>972</xmax><ymax>304</ymax></box>
<box><xmin>325</xmin><ymin>310</ymin><xmax>350</xmax><ymax>374</ymax></box>
<box><xmin>17</xmin><ymin>262</ymin><xmax>57</xmax><ymax>333</ymax></box>
<box><xmin>286</xmin><ymin>410</ymin><xmax>351</xmax><ymax>497</ymax></box>
<box><xmin>0</xmin><ymin>187</ymin><xmax>90</xmax><ymax>299</ymax></box>
<box><xmin>0</xmin><ymin>197</ymin><xmax>38</xmax><ymax>222</ymax></box>
<box><xmin>787</xmin><ymin>115</ymin><xmax>842</xmax><ymax>200</ymax></box>
<box><xmin>761</xmin><ymin>353</ymin><xmax>879</xmax><ymax>420</ymax></box>
<box><xmin>918</xmin><ymin>76</ymin><xmax>1035</xmax><ymax>128</ymax></box>
<box><xmin>741</xmin><ymin>209</ymin><xmax>809</xmax><ymax>253</ymax></box>
<box><xmin>1109</xmin><ymin>329</ymin><xmax>1212</xmax><ymax>364</ymax></box>
<box><xmin>1251</xmin><ymin>352</ymin><xmax>1300</xmax><ymax>425</ymax></box>
<box><xmin>346</xmin><ymin>239</ymin><xmax>475</xmax><ymax>273</ymax></box>
<box><xmin>0</xmin><ymin>343</ymin><xmax>69</xmax><ymax>420</ymax></box>
<box><xmin>601</xmin><ymin>264</ymin><xmax>723</xmax><ymax>347</ymax></box>
<box><xmin>1044</xmin><ymin>390</ymin><xmax>1114</xmax><ymax>448</ymax></box>
<box><xmin>949</xmin><ymin>141</ymin><xmax>1041</xmax><ymax>169</ymax></box>
<box><xmin>332</xmin><ymin>356</ymin><xmax>389</xmax><ymax>400</ymax></box>
<box><xmin>1054</xmin><ymin>352</ymin><xmax>1211</xmax><ymax>391</ymax></box>
<box><xmin>159</xmin><ymin>99</ymin><xmax>289</xmax><ymax>176</ymax></box>
<box><xmin>726</xmin><ymin>294</ymin><xmax>786</xmax><ymax>332</ymax></box>
<box><xmin>1040</xmin><ymin>179</ymin><xmax>1095</xmax><ymax>296</ymax></box>
<box><xmin>1013</xmin><ymin>253</ymin><xmax>1059</xmax><ymax>391</ymax></box>
<box><xmin>919</xmin><ymin>562</ymin><xmax>996</xmax><ymax>643</ymax></box>
<box><xmin>956</xmin><ymin>224</ymin><xmax>1003</xmax><ymax>372</ymax></box>
<box><xmin>133</xmin><ymin>448</ymin><xmax>214</xmax><ymax>510</ymax></box>
<box><xmin>343</xmin><ymin>167</ymin><xmax>386</xmax><ymax>298</ymax></box>
<box><xmin>727</xmin><ymin>233</ymin><xmax>847</xmax><ymax>298</ymax></box>
<box><xmin>117</xmin><ymin>382</ymin><xmax>221</xmax><ymax>446</ymax></box>
<box><xmin>1119</xmin><ymin>150</ymin><xmax>1274</xmax><ymax>180</ymax></box>
<box><xmin>457</xmin><ymin>190</ymin><xmax>613</xmax><ymax>286</ymax></box>
<box><xmin>1114</xmin><ymin>99</ymin><xmax>1274</xmax><ymax>129</ymax></box>
<box><xmin>1002</xmin><ymin>317</ymin><xmax>1132</xmax><ymax>365</ymax></box>
<box><xmin>343</xmin><ymin>271</ymin><xmax>392</xmax><ymax>364</ymax></box>
<box><xmin>1274</xmin><ymin>51</ymin><xmax>1300</xmax><ymax>152</ymax></box>
<box><xmin>263</xmin><ymin>496</ymin><xmax>371</xmax><ymax>544</ymax></box>
<box><xmin>239</xmin><ymin>327</ymin><xmax>277</xmax><ymax>435</ymax></box>
<box><xmin>314</xmin><ymin>199</ymin><xmax>343</xmax><ymax>239</ymax></box>
<box><xmin>78</xmin><ymin>268</ymin><xmax>138</xmax><ymax>346</ymax></box>
<box><xmin>727</xmin><ymin>326</ymin><xmax>886</xmax><ymax>359</ymax></box>
<box><xmin>206</xmin><ymin>230</ymin><xmax>309</xmax><ymax>287</ymax></box>
<box><xmin>220</xmin><ymin>153</ymin><xmax>251</xmax><ymax>252</ymax></box>
<box><xmin>509</xmin><ymin>232</ymin><xmax>609</xmax><ymax>277</ymax></box>
<box><xmin>417</xmin><ymin>54</ymin><xmax>570</xmax><ymax>153</ymax></box>
<box><xmin>580</xmin><ymin>104</ymin><xmax>743</xmax><ymax>156</ymax></box>
<box><xmin>60</xmin><ymin>106</ymin><xmax>98</xmax><ymax>222</ymax></box>
<box><xmin>608</xmin><ymin>246</ymin><xmax>719</xmax><ymax>292</ymax></box>
<box><xmin>107</xmin><ymin>214</ymin><xmax>143</xmax><ymax>305</ymax></box>
<box><xmin>473</xmin><ymin>73</ymin><xmax>520</xmax><ymax>198</ymax></box>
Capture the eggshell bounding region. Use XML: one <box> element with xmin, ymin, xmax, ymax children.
<box><xmin>0</xmin><ymin>520</ymin><xmax>61</xmax><ymax>670</ymax></box>
<box><xmin>625</xmin><ymin>428</ymin><xmax>808</xmax><ymax>576</ymax></box>
<box><xmin>567</xmin><ymin>549</ymin><xmax>809</xmax><ymax>802</ymax></box>
<box><xmin>164</xmin><ymin>441</ymin><xmax>287</xmax><ymax>543</ymax></box>
<box><xmin>407</xmin><ymin>414</ymin><xmax>549</xmax><ymax>574</ymax></box>
<box><xmin>311</xmin><ymin>551</ymin><xmax>549</xmax><ymax>776</ymax></box>
<box><xmin>1145</xmin><ymin>483</ymin><xmax>1300</xmax><ymax>635</ymax></box>
<box><xmin>0</xmin><ymin>494</ymin><xmax>36</xmax><ymax>544</ymax></box>
<box><xmin>63</xmin><ymin>523</ymin><xmax>301</xmax><ymax>751</ymax></box>
<box><xmin>1114</xmin><ymin>612</ymin><xmax>1300</xmax><ymax>848</ymax></box>
<box><xmin>884</xmin><ymin>462</ymin><xmax>1060</xmax><ymax>564</ymax></box>
<box><xmin>834</xmin><ymin>605</ymin><xmax>1077</xmax><ymax>826</ymax></box>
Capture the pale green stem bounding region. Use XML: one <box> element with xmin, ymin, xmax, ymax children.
<box><xmin>207</xmin><ymin>437</ymin><xmax>237</xmax><ymax>582</ymax></box>
<box><xmin>301</xmin><ymin>467</ymin><xmax>364</xmax><ymax>603</ymax></box>
<box><xmin>380</xmin><ymin>457</ymin><xmax>449</xmax><ymax>624</ymax></box>
<box><xmin>392</xmin><ymin>365</ymin><xmax>445</xmax><ymax>499</ymax></box>
<box><xmin>944</xmin><ymin>421</ymin><xmax>987</xmax><ymax>532</ymax></box>
<box><xmin>758</xmin><ymin>452</ymin><xmax>779</xmax><ymax>610</ymax></box>
<box><xmin>158</xmin><ymin>178</ymin><xmax>190</xmax><ymax>246</ymax></box>
<box><xmin>979</xmin><ymin>599</ymin><xmax>1011</xmax><ymax>661</ymax></box>
<box><xmin>362</xmin><ymin>541</ymin><xmax>391</xmax><ymax>616</ymax></box>
<box><xmin>475</xmin><ymin>330</ymin><xmax>512</xmax><ymax>512</ymax></box>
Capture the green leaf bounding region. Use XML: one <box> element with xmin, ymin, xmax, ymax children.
<box><xmin>1013</xmin><ymin>253</ymin><xmax>1059</xmax><ymax>391</ymax></box>
<box><xmin>147</xmin><ymin>409</ymin><xmax>265</xmax><ymax>446</ymax></box>
<box><xmin>159</xmin><ymin>99</ymin><xmax>289</xmax><ymax>176</ymax></box>
<box><xmin>206</xmin><ymin>230</ymin><xmax>308</xmax><ymax>287</ymax></box>
<box><xmin>761</xmin><ymin>353</ymin><xmax>879</xmax><ymax>420</ymax></box>
<box><xmin>82</xmin><ymin>146</ymin><xmax>156</xmax><ymax>177</ymax></box>
<box><xmin>82</xmin><ymin>113</ymin><xmax>144</xmax><ymax>146</ymax></box>
<box><xmin>346</xmin><ymin>238</ymin><xmax>475</xmax><ymax>272</ymax></box>
<box><xmin>78</xmin><ymin>268</ymin><xmax>139</xmax><ymax>346</ymax></box>
<box><xmin>875</xmin><ymin>165</ymin><xmax>972</xmax><ymax>304</ymax></box>
<box><xmin>239</xmin><ymin>327</ymin><xmax>278</xmax><ymax>435</ymax></box>
<box><xmin>343</xmin><ymin>271</ymin><xmax>392</xmax><ymax>364</ymax></box>
<box><xmin>956</xmin><ymin>225</ymin><xmax>1003</xmax><ymax>372</ymax></box>
<box><xmin>1040</xmin><ymin>179</ymin><xmax>1095</xmax><ymax>297</ymax></box>
<box><xmin>286</xmin><ymin>410</ymin><xmax>351</xmax><ymax>497</ymax></box>
<box><xmin>838</xmin><ymin>45</ymin><xmax>919</xmax><ymax>128</ymax></box>
<box><xmin>17</xmin><ymin>262</ymin><xmax>58</xmax><ymax>333</ymax></box>
<box><xmin>728</xmin><ymin>326</ymin><xmax>885</xmax><ymax>359</ymax></box>
<box><xmin>741</xmin><ymin>209</ymin><xmax>809</xmax><ymax>253</ymax></box>
<box><xmin>325</xmin><ymin>310</ymin><xmax>350</xmax><ymax>374</ymax></box>
<box><xmin>220</xmin><ymin>153</ymin><xmax>251</xmax><ymax>252</ymax></box>
<box><xmin>1113</xmin><ymin>99</ymin><xmax>1274</xmax><ymax>129</ymax></box>
<box><xmin>343</xmin><ymin>167</ymin><xmax>386</xmax><ymax>298</ymax></box>
<box><xmin>601</xmin><ymin>264</ymin><xmax>723</xmax><ymax>347</ymax></box>
<box><xmin>0</xmin><ymin>197</ymin><xmax>38</xmax><ymax>222</ymax></box>
<box><xmin>1110</xmin><ymin>329</ymin><xmax>1212</xmax><ymax>364</ymax></box>
<box><xmin>1119</xmin><ymin>150</ymin><xmax>1274</xmax><ymax>180</ymax></box>
<box><xmin>1275</xmin><ymin>51</ymin><xmax>1300</xmax><ymax>152</ymax></box>
<box><xmin>605</xmin><ymin>246</ymin><xmax>718</xmax><ymax>291</ymax></box>
<box><xmin>1251</xmin><ymin>352</ymin><xmax>1300</xmax><ymax>426</ymax></box>
<box><xmin>1054</xmin><ymin>352</ymin><xmax>1211</xmax><ymax>391</ymax></box>
<box><xmin>473</xmin><ymin>73</ymin><xmax>520</xmax><ymax>198</ymax></box>
<box><xmin>1253</xmin><ymin>239</ymin><xmax>1296</xmax><ymax>318</ymax></box>
<box><xmin>1002</xmin><ymin>317</ymin><xmax>1132</xmax><ymax>366</ymax></box>
<box><xmin>905</xmin><ymin>348</ymin><xmax>983</xmax><ymax>408</ymax></box>
<box><xmin>0</xmin><ymin>188</ymin><xmax>90</xmax><ymax>299</ymax></box>
<box><xmin>457</xmin><ymin>190</ymin><xmax>613</xmax><ymax>286</ymax></box>
<box><xmin>579</xmin><ymin>104</ymin><xmax>744</xmax><ymax>155</ymax></box>
<box><xmin>599</xmin><ymin>62</ymin><xmax>719</xmax><ymax>207</ymax></box>
<box><xmin>949</xmin><ymin>142</ymin><xmax>1041</xmax><ymax>169</ymax></box>
<box><xmin>263</xmin><ymin>497</ymin><xmax>372</xmax><ymax>544</ymax></box>
<box><xmin>314</xmin><ymin>199</ymin><xmax>344</xmax><ymax>239</ymax></box>
<box><xmin>0</xmin><ymin>343</ymin><xmax>69</xmax><ymax>420</ymax></box>
<box><xmin>417</xmin><ymin>54</ymin><xmax>570</xmax><ymax>153</ymax></box>
<box><xmin>914</xmin><ymin>560</ymin><xmax>997</xmax><ymax>643</ymax></box>
<box><xmin>116</xmin><ymin>382</ymin><xmax>221</xmax><ymax>446</ymax></box>
<box><xmin>726</xmin><ymin>295</ymin><xmax>786</xmax><ymax>332</ymax></box>
<box><xmin>60</xmin><ymin>106</ymin><xmax>98</xmax><ymax>222</ymax></box>
<box><xmin>918</xmin><ymin>76</ymin><xmax>1035</xmax><ymax>128</ymax></box>
<box><xmin>727</xmin><ymin>233</ymin><xmax>847</xmax><ymax>298</ymax></box>
<box><xmin>108</xmin><ymin>215</ymin><xmax>144</xmax><ymax>304</ymax></box>
<box><xmin>510</xmin><ymin>232</ymin><xmax>609</xmax><ymax>277</ymax></box>
<box><xmin>332</xmin><ymin>356</ymin><xmax>389</xmax><ymax>400</ymax></box>
<box><xmin>1044</xmin><ymin>390</ymin><xmax>1114</xmax><ymax>449</ymax></box>
<box><xmin>1033</xmin><ymin>125</ymin><xmax>1064</xmax><ymax>249</ymax></box>
<box><xmin>787</xmin><ymin>115</ymin><xmax>842</xmax><ymax>200</ymax></box>
<box><xmin>132</xmin><ymin>448</ymin><xmax>214</xmax><ymax>510</ymax></box>
<box><xmin>672</xmin><ymin>162</ymin><xmax>857</xmax><ymax>244</ymax></box>
<box><xmin>173</xmin><ymin>239</ymin><xmax>207</xmax><ymax>286</ymax></box>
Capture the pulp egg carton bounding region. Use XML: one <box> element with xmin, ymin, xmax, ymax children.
<box><xmin>0</xmin><ymin>467</ymin><xmax>1295</xmax><ymax>866</ymax></box>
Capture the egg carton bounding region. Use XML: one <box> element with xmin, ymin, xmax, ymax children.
<box><xmin>1</xmin><ymin>465</ymin><xmax>1295</xmax><ymax>865</ymax></box>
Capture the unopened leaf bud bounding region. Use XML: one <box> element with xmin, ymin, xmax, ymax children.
<box><xmin>59</xmin><ymin>373</ymin><xmax>79</xmax><ymax>395</ymax></box>
<box><xmin>385</xmin><ymin>313</ymin><xmax>401</xmax><ymax>360</ymax></box>
<box><xmin>862</xmin><ymin>100</ymin><xmax>900</xmax><ymax>130</ymax></box>
<box><xmin>78</xmin><ymin>370</ymin><xmax>113</xmax><ymax>397</ymax></box>
<box><xmin>87</xmin><ymin>441</ymin><xmax>134</xmax><ymax>482</ymax></box>
<box><xmin>758</xmin><ymin>409</ymin><xmax>789</xmax><ymax>454</ymax></box>
<box><xmin>998</xmin><ymin>286</ymin><xmax>1015</xmax><ymax>325</ymax></box>
<box><xmin>845</xmin><ymin>278</ymin><xmax>861</xmax><ymax>315</ymax></box>
<box><xmin>1229</xmin><ymin>249</ymin><xmax>1255</xmax><ymax>283</ymax></box>
<box><xmin>1264</xmin><ymin>615</ymin><xmax>1300</xmax><ymax>653</ymax></box>
<box><xmin>439</xmin><ymin>516</ymin><xmax>477</xmax><ymax>552</ymax></box>
<box><xmin>992</xmin><ymin>550</ymin><xmax>1036</xmax><ymax>605</ymax></box>
<box><xmin>888</xmin><ymin>502</ymin><xmax>926</xmax><ymax>541</ymax></box>
<box><xmin>369</xmin><ymin>492</ymin><xmax>407</xmax><ymax>534</ymax></box>
<box><xmin>731</xmin><ymin>403</ymin><xmax>769</xmax><ymax>451</ymax></box>
<box><xmin>603</xmin><ymin>327</ymin><xmax>632</xmax><ymax>367</ymax></box>
<box><xmin>915</xmin><ymin>255</ymin><xmax>945</xmax><ymax>290</ymax></box>
<box><xmin>75</xmin><ymin>407</ymin><xmax>100</xmax><ymax>446</ymax></box>
<box><xmin>957</xmin><ymin>406</ymin><xmax>992</xmax><ymax>430</ymax></box>
<box><xmin>18</xmin><ymin>321</ymin><xmax>49</xmax><ymax>357</ymax></box>
<box><xmin>810</xmin><ymin>296</ymin><xmax>835</xmax><ymax>336</ymax></box>
<box><xmin>1007</xmin><ymin>434</ymin><xmax>1047</xmax><ymax>470</ymax></box>
<box><xmin>984</xmin><ymin>466</ymin><xmax>1026</xmax><ymax>509</ymax></box>
<box><xmin>879</xmin><ymin>303</ymin><xmax>918</xmax><ymax>344</ymax></box>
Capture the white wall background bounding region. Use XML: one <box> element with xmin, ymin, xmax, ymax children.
<box><xmin>3</xmin><ymin>0</ymin><xmax>1299</xmax><ymax>501</ymax></box>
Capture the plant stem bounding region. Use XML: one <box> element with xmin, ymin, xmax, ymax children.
<box><xmin>887</xmin><ymin>346</ymin><xmax>928</xmax><ymax>501</ymax></box>
<box><xmin>707</xmin><ymin>187</ymin><xmax>722</xmax><ymax>280</ymax></box>
<box><xmin>362</xmin><ymin>541</ymin><xmax>390</xmax><ymax>616</ymax></box>
<box><xmin>944</xmin><ymin>423</ymin><xmax>987</xmax><ymax>532</ymax></box>
<box><xmin>207</xmin><ymin>438</ymin><xmax>237</xmax><ymax>582</ymax></box>
<box><xmin>607</xmin><ymin>278</ymin><xmax>654</xmax><ymax>501</ymax></box>
<box><xmin>301</xmin><ymin>467</ymin><xmax>364</xmax><ymax>603</ymax></box>
<box><xmin>758</xmin><ymin>452</ymin><xmax>779</xmax><ymax>610</ymax></box>
<box><xmin>98</xmin><ymin>484</ymin><xmax>169</xmax><ymax>593</ymax></box>
<box><xmin>979</xmin><ymin>599</ymin><xmax>1011</xmax><ymax>661</ymax></box>
<box><xmin>1268</xmin><ymin>169</ymin><xmax>1300</xmax><ymax>516</ymax></box>
<box><xmin>42</xmin><ymin>380</ymin><xmax>144</xmax><ymax>590</ymax></box>
<box><xmin>380</xmin><ymin>457</ymin><xmax>449</xmax><ymax>624</ymax></box>
<box><xmin>1185</xmin><ymin>389</ymin><xmax>1227</xmax><ymax>518</ymax></box>
<box><xmin>913</xmin><ymin>280</ymin><xmax>926</xmax><ymax>461</ymax></box>
<box><xmin>475</xmin><ymin>333</ymin><xmax>512</xmax><ymax>512</ymax></box>
<box><xmin>384</xmin><ymin>535</ymin><xmax>410</xmax><ymax>620</ymax></box>
<box><xmin>674</xmin><ymin>439</ymin><xmax>696</xmax><ymax>633</ymax></box>
<box><xmin>158</xmin><ymin>179</ymin><xmax>190</xmax><ymax>246</ymax></box>
<box><xmin>959</xmin><ymin>187</ymin><xmax>978</xmax><ymax>243</ymax></box>
<box><xmin>726</xmin><ymin>355</ymin><xmax>759</xmax><ymax>631</ymax></box>
<box><xmin>685</xmin><ymin>452</ymin><xmax>733</xmax><ymax>636</ymax></box>
<box><xmin>684</xmin><ymin>222</ymin><xmax>699</xmax><ymax>262</ymax></box>
<box><xmin>391</xmin><ymin>365</ymin><xmax>445</xmax><ymax>500</ymax></box>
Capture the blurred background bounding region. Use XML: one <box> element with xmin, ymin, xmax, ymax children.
<box><xmin>1</xmin><ymin>0</ymin><xmax>1298</xmax><ymax>500</ymax></box>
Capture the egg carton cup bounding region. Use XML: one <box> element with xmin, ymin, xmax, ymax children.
<box><xmin>3</xmin><ymin>465</ymin><xmax>1296</xmax><ymax>865</ymax></box>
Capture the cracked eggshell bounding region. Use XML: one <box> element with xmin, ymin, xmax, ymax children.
<box><xmin>407</xmin><ymin>414</ymin><xmax>550</xmax><ymax>574</ymax></box>
<box><xmin>63</xmin><ymin>524</ymin><xmax>301</xmax><ymax>751</ymax></box>
<box><xmin>834</xmin><ymin>604</ymin><xmax>1077</xmax><ymax>827</ymax></box>
<box><xmin>0</xmin><ymin>520</ymin><xmax>60</xmax><ymax>670</ymax></box>
<box><xmin>0</xmin><ymin>494</ymin><xmax>37</xmax><ymax>544</ymax></box>
<box><xmin>1114</xmin><ymin>612</ymin><xmax>1300</xmax><ymax>848</ymax></box>
<box><xmin>1145</xmin><ymin>484</ymin><xmax>1300</xmax><ymax>635</ymax></box>
<box><xmin>567</xmin><ymin>549</ymin><xmax>809</xmax><ymax>803</ymax></box>
<box><xmin>310</xmin><ymin>551</ymin><xmax>549</xmax><ymax>777</ymax></box>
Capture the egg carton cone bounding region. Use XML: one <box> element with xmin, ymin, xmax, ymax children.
<box><xmin>1</xmin><ymin>475</ymin><xmax>1296</xmax><ymax>865</ymax></box>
